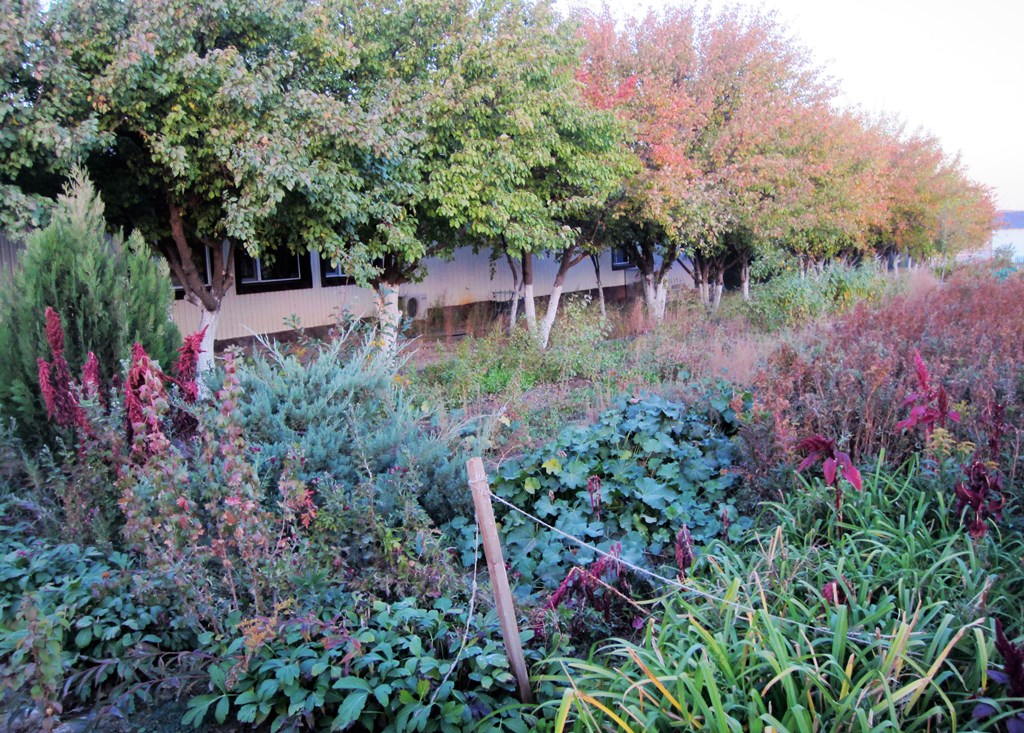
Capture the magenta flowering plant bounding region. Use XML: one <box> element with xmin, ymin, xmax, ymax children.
<box><xmin>895</xmin><ymin>350</ymin><xmax>960</xmax><ymax>437</ymax></box>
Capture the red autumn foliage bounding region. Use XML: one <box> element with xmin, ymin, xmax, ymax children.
<box><xmin>742</xmin><ymin>271</ymin><xmax>1024</xmax><ymax>491</ymax></box>
<box><xmin>954</xmin><ymin>461</ymin><xmax>1006</xmax><ymax>539</ymax></box>
<box><xmin>894</xmin><ymin>350</ymin><xmax>960</xmax><ymax>436</ymax></box>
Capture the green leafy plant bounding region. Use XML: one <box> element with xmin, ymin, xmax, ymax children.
<box><xmin>490</xmin><ymin>391</ymin><xmax>752</xmax><ymax>591</ymax></box>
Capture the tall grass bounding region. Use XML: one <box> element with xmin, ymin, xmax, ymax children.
<box><xmin>537</xmin><ymin>460</ymin><xmax>1024</xmax><ymax>731</ymax></box>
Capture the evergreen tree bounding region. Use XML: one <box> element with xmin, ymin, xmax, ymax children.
<box><xmin>0</xmin><ymin>169</ymin><xmax>180</xmax><ymax>444</ymax></box>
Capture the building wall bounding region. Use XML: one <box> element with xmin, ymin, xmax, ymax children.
<box><xmin>172</xmin><ymin>246</ymin><xmax>694</xmax><ymax>340</ymax></box>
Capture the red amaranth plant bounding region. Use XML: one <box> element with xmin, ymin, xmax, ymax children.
<box><xmin>675</xmin><ymin>525</ymin><xmax>694</xmax><ymax>583</ymax></box>
<box><xmin>124</xmin><ymin>342</ymin><xmax>169</xmax><ymax>457</ymax></box>
<box><xmin>974</xmin><ymin>619</ymin><xmax>1024</xmax><ymax>732</ymax></box>
<box><xmin>544</xmin><ymin>544</ymin><xmax>623</xmax><ymax>617</ymax></box>
<box><xmin>895</xmin><ymin>350</ymin><xmax>960</xmax><ymax>437</ymax></box>
<box><xmin>173</xmin><ymin>325</ymin><xmax>206</xmax><ymax>404</ymax></box>
<box><xmin>954</xmin><ymin>460</ymin><xmax>1006</xmax><ymax>539</ymax></box>
<box><xmin>796</xmin><ymin>434</ymin><xmax>862</xmax><ymax>531</ymax></box>
<box><xmin>81</xmin><ymin>352</ymin><xmax>102</xmax><ymax>403</ymax></box>
<box><xmin>37</xmin><ymin>307</ymin><xmax>83</xmax><ymax>429</ymax></box>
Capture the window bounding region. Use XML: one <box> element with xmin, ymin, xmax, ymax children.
<box><xmin>234</xmin><ymin>250</ymin><xmax>312</xmax><ymax>294</ymax></box>
<box><xmin>172</xmin><ymin>246</ymin><xmax>212</xmax><ymax>300</ymax></box>
<box><xmin>318</xmin><ymin>253</ymin><xmax>354</xmax><ymax>287</ymax></box>
<box><xmin>611</xmin><ymin>246</ymin><xmax>634</xmax><ymax>271</ymax></box>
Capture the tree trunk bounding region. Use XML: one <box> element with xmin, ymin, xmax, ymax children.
<box><xmin>165</xmin><ymin>197</ymin><xmax>233</xmax><ymax>386</ymax></box>
<box><xmin>505</xmin><ymin>252</ymin><xmax>522</xmax><ymax>334</ymax></box>
<box><xmin>537</xmin><ymin>248</ymin><xmax>582</xmax><ymax>349</ymax></box>
<box><xmin>197</xmin><ymin>308</ymin><xmax>219</xmax><ymax>375</ymax></box>
<box><xmin>590</xmin><ymin>253</ymin><xmax>606</xmax><ymax>319</ymax></box>
<box><xmin>373</xmin><ymin>280</ymin><xmax>402</xmax><ymax>357</ymax></box>
<box><xmin>740</xmin><ymin>256</ymin><xmax>750</xmax><ymax>301</ymax></box>
<box><xmin>521</xmin><ymin>252</ymin><xmax>537</xmax><ymax>335</ymax></box>
<box><xmin>710</xmin><ymin>269</ymin><xmax>724</xmax><ymax>313</ymax></box>
<box><xmin>641</xmin><ymin>272</ymin><xmax>667</xmax><ymax>323</ymax></box>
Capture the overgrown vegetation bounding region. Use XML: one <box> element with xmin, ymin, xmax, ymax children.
<box><xmin>2</xmin><ymin>262</ymin><xmax>1023</xmax><ymax>733</ymax></box>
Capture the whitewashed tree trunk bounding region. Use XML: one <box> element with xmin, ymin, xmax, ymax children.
<box><xmin>710</xmin><ymin>269</ymin><xmax>724</xmax><ymax>313</ymax></box>
<box><xmin>374</xmin><ymin>281</ymin><xmax>402</xmax><ymax>356</ymax></box>
<box><xmin>505</xmin><ymin>253</ymin><xmax>522</xmax><ymax>334</ymax></box>
<box><xmin>197</xmin><ymin>307</ymin><xmax>219</xmax><ymax>376</ymax></box>
<box><xmin>740</xmin><ymin>259</ymin><xmax>750</xmax><ymax>301</ymax></box>
<box><xmin>521</xmin><ymin>250</ymin><xmax>537</xmax><ymax>335</ymax></box>
<box><xmin>641</xmin><ymin>273</ymin><xmax>668</xmax><ymax>323</ymax></box>
<box><xmin>537</xmin><ymin>282</ymin><xmax>564</xmax><ymax>350</ymax></box>
<box><xmin>523</xmin><ymin>282</ymin><xmax>537</xmax><ymax>334</ymax></box>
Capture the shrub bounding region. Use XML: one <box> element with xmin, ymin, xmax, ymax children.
<box><xmin>742</xmin><ymin>270</ymin><xmax>1024</xmax><ymax>493</ymax></box>
<box><xmin>747</xmin><ymin>262</ymin><xmax>888</xmax><ymax>331</ymax></box>
<box><xmin>0</xmin><ymin>170</ymin><xmax>180</xmax><ymax>446</ymax></box>
<box><xmin>183</xmin><ymin>598</ymin><xmax>538</xmax><ymax>732</ymax></box>
<box><xmin>215</xmin><ymin>331</ymin><xmax>477</xmax><ymax>527</ymax></box>
<box><xmin>489</xmin><ymin>390</ymin><xmax>753</xmax><ymax>592</ymax></box>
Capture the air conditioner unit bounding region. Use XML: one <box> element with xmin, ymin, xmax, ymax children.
<box><xmin>398</xmin><ymin>294</ymin><xmax>428</xmax><ymax>321</ymax></box>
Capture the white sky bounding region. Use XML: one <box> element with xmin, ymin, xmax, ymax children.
<box><xmin>560</xmin><ymin>0</ymin><xmax>1024</xmax><ymax>211</ymax></box>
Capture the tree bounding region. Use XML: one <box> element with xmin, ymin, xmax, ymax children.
<box><xmin>0</xmin><ymin>170</ymin><xmax>179</xmax><ymax>445</ymax></box>
<box><xmin>423</xmin><ymin>0</ymin><xmax>634</xmax><ymax>349</ymax></box>
<box><xmin>0</xmin><ymin>0</ymin><xmax>107</xmax><ymax>232</ymax></box>
<box><xmin>578</xmin><ymin>5</ymin><xmax>831</xmax><ymax>318</ymax></box>
<box><xmin>47</xmin><ymin>0</ymin><xmax>424</xmax><ymax>368</ymax></box>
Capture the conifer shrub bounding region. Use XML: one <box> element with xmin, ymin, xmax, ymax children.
<box><xmin>0</xmin><ymin>170</ymin><xmax>180</xmax><ymax>445</ymax></box>
<box><xmin>212</xmin><ymin>331</ymin><xmax>476</xmax><ymax>527</ymax></box>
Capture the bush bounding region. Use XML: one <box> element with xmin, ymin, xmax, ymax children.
<box><xmin>183</xmin><ymin>598</ymin><xmax>538</xmax><ymax>732</ymax></box>
<box><xmin>488</xmin><ymin>390</ymin><xmax>753</xmax><ymax>591</ymax></box>
<box><xmin>216</xmin><ymin>331</ymin><xmax>478</xmax><ymax>527</ymax></box>
<box><xmin>0</xmin><ymin>170</ymin><xmax>180</xmax><ymax>446</ymax></box>
<box><xmin>747</xmin><ymin>262</ymin><xmax>888</xmax><ymax>330</ymax></box>
<box><xmin>742</xmin><ymin>270</ymin><xmax>1024</xmax><ymax>496</ymax></box>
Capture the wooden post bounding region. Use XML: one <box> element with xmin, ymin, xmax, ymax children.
<box><xmin>466</xmin><ymin>457</ymin><xmax>533</xmax><ymax>704</ymax></box>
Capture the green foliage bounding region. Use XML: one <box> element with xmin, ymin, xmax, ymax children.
<box><xmin>490</xmin><ymin>391</ymin><xmax>752</xmax><ymax>588</ymax></box>
<box><xmin>0</xmin><ymin>171</ymin><xmax>180</xmax><ymax>445</ymax></box>
<box><xmin>539</xmin><ymin>462</ymin><xmax>1024</xmax><ymax>732</ymax></box>
<box><xmin>0</xmin><ymin>528</ymin><xmax>194</xmax><ymax>725</ymax></box>
<box><xmin>747</xmin><ymin>262</ymin><xmax>889</xmax><ymax>330</ymax></box>
<box><xmin>216</xmin><ymin>330</ymin><xmax>476</xmax><ymax>527</ymax></box>
<box><xmin>421</xmin><ymin>298</ymin><xmax>616</xmax><ymax>404</ymax></box>
<box><xmin>184</xmin><ymin>598</ymin><xmax>537</xmax><ymax>732</ymax></box>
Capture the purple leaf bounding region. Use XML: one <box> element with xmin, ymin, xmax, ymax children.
<box><xmin>972</xmin><ymin>702</ymin><xmax>997</xmax><ymax>719</ymax></box>
<box><xmin>822</xmin><ymin>457</ymin><xmax>837</xmax><ymax>486</ymax></box>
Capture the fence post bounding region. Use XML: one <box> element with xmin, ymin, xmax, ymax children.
<box><xmin>466</xmin><ymin>457</ymin><xmax>533</xmax><ymax>704</ymax></box>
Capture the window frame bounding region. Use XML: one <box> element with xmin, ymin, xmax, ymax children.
<box><xmin>610</xmin><ymin>246</ymin><xmax>634</xmax><ymax>271</ymax></box>
<box><xmin>318</xmin><ymin>253</ymin><xmax>355</xmax><ymax>288</ymax></box>
<box><xmin>233</xmin><ymin>249</ymin><xmax>312</xmax><ymax>295</ymax></box>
